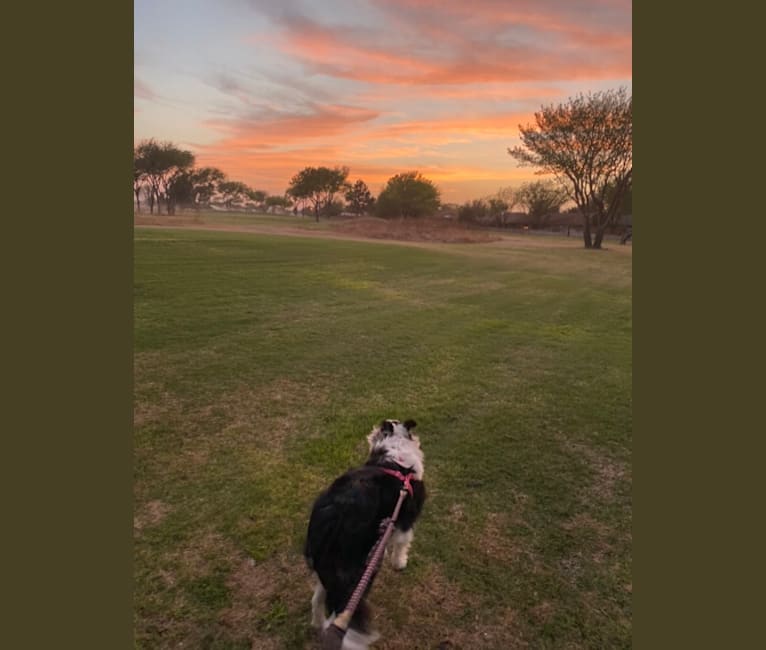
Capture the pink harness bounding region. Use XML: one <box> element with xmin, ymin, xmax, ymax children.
<box><xmin>379</xmin><ymin>467</ymin><xmax>415</xmax><ymax>497</ymax></box>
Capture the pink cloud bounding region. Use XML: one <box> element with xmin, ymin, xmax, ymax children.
<box><xmin>201</xmin><ymin>103</ymin><xmax>380</xmax><ymax>150</ymax></box>
<box><xmin>134</xmin><ymin>78</ymin><xmax>159</xmax><ymax>102</ymax></box>
<box><xmin>258</xmin><ymin>1</ymin><xmax>631</xmax><ymax>86</ymax></box>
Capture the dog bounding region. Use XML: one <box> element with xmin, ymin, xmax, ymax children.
<box><xmin>304</xmin><ymin>418</ymin><xmax>426</xmax><ymax>649</ymax></box>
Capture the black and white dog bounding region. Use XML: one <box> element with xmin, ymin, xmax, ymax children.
<box><xmin>304</xmin><ymin>418</ymin><xmax>426</xmax><ymax>649</ymax></box>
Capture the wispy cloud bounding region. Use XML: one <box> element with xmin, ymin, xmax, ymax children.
<box><xmin>252</xmin><ymin>1</ymin><xmax>631</xmax><ymax>86</ymax></box>
<box><xmin>134</xmin><ymin>78</ymin><xmax>158</xmax><ymax>101</ymax></box>
<box><xmin>200</xmin><ymin>103</ymin><xmax>380</xmax><ymax>150</ymax></box>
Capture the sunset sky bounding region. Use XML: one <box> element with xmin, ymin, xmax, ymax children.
<box><xmin>134</xmin><ymin>0</ymin><xmax>631</xmax><ymax>204</ymax></box>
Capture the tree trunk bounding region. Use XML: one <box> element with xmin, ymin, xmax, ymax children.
<box><xmin>593</xmin><ymin>227</ymin><xmax>606</xmax><ymax>249</ymax></box>
<box><xmin>582</xmin><ymin>215</ymin><xmax>593</xmax><ymax>248</ymax></box>
<box><xmin>134</xmin><ymin>190</ymin><xmax>141</xmax><ymax>214</ymax></box>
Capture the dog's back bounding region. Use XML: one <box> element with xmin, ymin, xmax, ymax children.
<box><xmin>305</xmin><ymin>467</ymin><xmax>425</xmax><ymax>619</ymax></box>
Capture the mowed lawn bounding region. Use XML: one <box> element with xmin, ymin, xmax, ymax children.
<box><xmin>134</xmin><ymin>228</ymin><xmax>632</xmax><ymax>649</ymax></box>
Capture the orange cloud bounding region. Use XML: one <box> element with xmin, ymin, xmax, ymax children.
<box><xmin>201</xmin><ymin>103</ymin><xmax>380</xmax><ymax>150</ymax></box>
<box><xmin>260</xmin><ymin>3</ymin><xmax>631</xmax><ymax>86</ymax></box>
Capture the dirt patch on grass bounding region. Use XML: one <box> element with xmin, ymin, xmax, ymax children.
<box><xmin>206</xmin><ymin>378</ymin><xmax>334</xmax><ymax>460</ymax></box>
<box><xmin>447</xmin><ymin>503</ymin><xmax>466</xmax><ymax>523</ymax></box>
<box><xmin>374</xmin><ymin>563</ymin><xmax>479</xmax><ymax>646</ymax></box>
<box><xmin>134</xmin><ymin>499</ymin><xmax>171</xmax><ymax>533</ymax></box>
<box><xmin>557</xmin><ymin>437</ymin><xmax>629</xmax><ymax>504</ymax></box>
<box><xmin>480</xmin><ymin>512</ymin><xmax>522</xmax><ymax>563</ymax></box>
<box><xmin>140</xmin><ymin>529</ymin><xmax>314</xmax><ymax>649</ymax></box>
<box><xmin>371</xmin><ymin>563</ymin><xmax>526</xmax><ymax>649</ymax></box>
<box><xmin>135</xmin><ymin>375</ymin><xmax>331</xmax><ymax>454</ymax></box>
<box><xmin>218</xmin><ymin>552</ymin><xmax>311</xmax><ymax>647</ymax></box>
<box><xmin>561</xmin><ymin>512</ymin><xmax>612</xmax><ymax>538</ymax></box>
<box><xmin>332</xmin><ymin>217</ymin><xmax>501</xmax><ymax>244</ymax></box>
<box><xmin>175</xmin><ymin>530</ymin><xmax>236</xmax><ymax>577</ymax></box>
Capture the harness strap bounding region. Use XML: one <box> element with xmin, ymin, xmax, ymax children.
<box><xmin>379</xmin><ymin>467</ymin><xmax>415</xmax><ymax>497</ymax></box>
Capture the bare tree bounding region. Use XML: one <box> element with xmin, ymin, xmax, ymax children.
<box><xmin>508</xmin><ymin>87</ymin><xmax>632</xmax><ymax>249</ymax></box>
<box><xmin>515</xmin><ymin>180</ymin><xmax>568</xmax><ymax>229</ymax></box>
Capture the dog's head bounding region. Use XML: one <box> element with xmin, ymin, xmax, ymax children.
<box><xmin>367</xmin><ymin>418</ymin><xmax>418</xmax><ymax>447</ymax></box>
<box><xmin>366</xmin><ymin>418</ymin><xmax>424</xmax><ymax>478</ymax></box>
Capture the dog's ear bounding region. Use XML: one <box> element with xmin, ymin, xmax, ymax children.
<box><xmin>380</xmin><ymin>420</ymin><xmax>394</xmax><ymax>434</ymax></box>
<box><xmin>403</xmin><ymin>419</ymin><xmax>417</xmax><ymax>431</ymax></box>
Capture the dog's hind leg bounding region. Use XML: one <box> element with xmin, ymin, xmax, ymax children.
<box><xmin>341</xmin><ymin>601</ymin><xmax>379</xmax><ymax>649</ymax></box>
<box><xmin>389</xmin><ymin>527</ymin><xmax>414</xmax><ymax>570</ymax></box>
<box><xmin>311</xmin><ymin>577</ymin><xmax>327</xmax><ymax>628</ymax></box>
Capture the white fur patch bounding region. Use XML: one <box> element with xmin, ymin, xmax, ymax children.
<box><xmin>342</xmin><ymin>627</ymin><xmax>380</xmax><ymax>650</ymax></box>
<box><xmin>389</xmin><ymin>527</ymin><xmax>414</xmax><ymax>570</ymax></box>
<box><xmin>322</xmin><ymin>614</ymin><xmax>380</xmax><ymax>650</ymax></box>
<box><xmin>311</xmin><ymin>578</ymin><xmax>326</xmax><ymax>628</ymax></box>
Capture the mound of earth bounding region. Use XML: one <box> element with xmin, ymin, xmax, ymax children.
<box><xmin>331</xmin><ymin>217</ymin><xmax>500</xmax><ymax>243</ymax></box>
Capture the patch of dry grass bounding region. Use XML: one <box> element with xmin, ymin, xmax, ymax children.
<box><xmin>332</xmin><ymin>217</ymin><xmax>501</xmax><ymax>244</ymax></box>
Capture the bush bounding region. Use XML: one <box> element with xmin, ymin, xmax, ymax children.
<box><xmin>376</xmin><ymin>171</ymin><xmax>440</xmax><ymax>218</ymax></box>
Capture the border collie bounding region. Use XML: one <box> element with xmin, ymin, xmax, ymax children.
<box><xmin>304</xmin><ymin>419</ymin><xmax>426</xmax><ymax>649</ymax></box>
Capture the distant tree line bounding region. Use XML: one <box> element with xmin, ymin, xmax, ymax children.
<box><xmin>133</xmin><ymin>139</ymin><xmax>289</xmax><ymax>215</ymax></box>
<box><xmin>134</xmin><ymin>141</ymin><xmax>444</xmax><ymax>220</ymax></box>
<box><xmin>136</xmin><ymin>86</ymin><xmax>631</xmax><ymax>247</ymax></box>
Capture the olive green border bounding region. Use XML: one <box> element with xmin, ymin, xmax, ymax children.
<box><xmin>5</xmin><ymin>2</ymin><xmax>133</xmax><ymax>647</ymax></box>
<box><xmin>632</xmin><ymin>3</ymin><xmax>755</xmax><ymax>647</ymax></box>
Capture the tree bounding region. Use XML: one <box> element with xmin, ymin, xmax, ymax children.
<box><xmin>487</xmin><ymin>198</ymin><xmax>509</xmax><ymax>224</ymax></box>
<box><xmin>457</xmin><ymin>197</ymin><xmax>508</xmax><ymax>226</ymax></box>
<box><xmin>344</xmin><ymin>179</ymin><xmax>375</xmax><ymax>216</ymax></box>
<box><xmin>375</xmin><ymin>171</ymin><xmax>440</xmax><ymax>218</ymax></box>
<box><xmin>165</xmin><ymin>170</ymin><xmax>194</xmax><ymax>214</ymax></box>
<box><xmin>134</xmin><ymin>139</ymin><xmax>195</xmax><ymax>214</ymax></box>
<box><xmin>286</xmin><ymin>166</ymin><xmax>349</xmax><ymax>222</ymax></box>
<box><xmin>514</xmin><ymin>180</ymin><xmax>568</xmax><ymax>229</ymax></box>
<box><xmin>246</xmin><ymin>189</ymin><xmax>267</xmax><ymax>207</ymax></box>
<box><xmin>508</xmin><ymin>87</ymin><xmax>632</xmax><ymax>249</ymax></box>
<box><xmin>133</xmin><ymin>158</ymin><xmax>146</xmax><ymax>213</ymax></box>
<box><xmin>191</xmin><ymin>167</ymin><xmax>227</xmax><ymax>207</ymax></box>
<box><xmin>217</xmin><ymin>181</ymin><xmax>252</xmax><ymax>209</ymax></box>
<box><xmin>264</xmin><ymin>195</ymin><xmax>292</xmax><ymax>212</ymax></box>
<box><xmin>458</xmin><ymin>199</ymin><xmax>488</xmax><ymax>224</ymax></box>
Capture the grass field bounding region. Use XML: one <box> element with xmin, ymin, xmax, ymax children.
<box><xmin>134</xmin><ymin>226</ymin><xmax>632</xmax><ymax>649</ymax></box>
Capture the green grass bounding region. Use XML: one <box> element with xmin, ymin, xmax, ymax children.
<box><xmin>138</xmin><ymin>209</ymin><xmax>335</xmax><ymax>231</ymax></box>
<box><xmin>134</xmin><ymin>227</ymin><xmax>631</xmax><ymax>649</ymax></box>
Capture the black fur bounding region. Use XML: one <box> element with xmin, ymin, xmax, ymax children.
<box><xmin>304</xmin><ymin>443</ymin><xmax>426</xmax><ymax>634</ymax></box>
